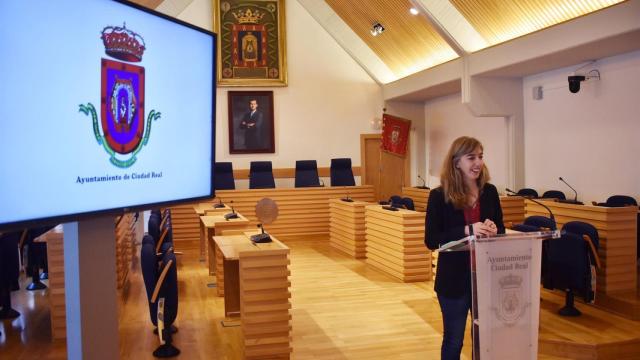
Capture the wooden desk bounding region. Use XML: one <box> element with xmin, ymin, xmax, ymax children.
<box><xmin>201</xmin><ymin>214</ymin><xmax>250</xmax><ymax>275</ymax></box>
<box><xmin>500</xmin><ymin>195</ymin><xmax>525</xmax><ymax>226</ymax></box>
<box><xmin>194</xmin><ymin>204</ymin><xmax>232</xmax><ymax>260</ymax></box>
<box><xmin>193</xmin><ymin>202</ymin><xmax>231</xmax><ymax>216</ymax></box>
<box><xmin>364</xmin><ymin>205</ymin><xmax>431</xmax><ymax>282</ymax></box>
<box><xmin>402</xmin><ymin>187</ymin><xmax>430</xmax><ymax>212</ymax></box>
<box><xmin>170</xmin><ymin>186</ymin><xmax>375</xmax><ymax>241</ymax></box>
<box><xmin>525</xmin><ymin>200</ymin><xmax>637</xmax><ymax>294</ymax></box>
<box><xmin>212</xmin><ymin>234</ymin><xmax>291</xmax><ymax>359</ymax></box>
<box><xmin>329</xmin><ymin>198</ymin><xmax>372</xmax><ymax>258</ymax></box>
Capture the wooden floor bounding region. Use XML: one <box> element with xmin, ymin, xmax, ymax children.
<box><xmin>1</xmin><ymin>235</ymin><xmax>639</xmax><ymax>359</ymax></box>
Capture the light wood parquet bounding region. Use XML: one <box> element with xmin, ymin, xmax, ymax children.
<box><xmin>1</xmin><ymin>235</ymin><xmax>638</xmax><ymax>359</ymax></box>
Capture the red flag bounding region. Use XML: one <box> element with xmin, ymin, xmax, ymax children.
<box><xmin>381</xmin><ymin>114</ymin><xmax>410</xmax><ymax>157</ymax></box>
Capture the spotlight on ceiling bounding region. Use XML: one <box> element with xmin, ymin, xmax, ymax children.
<box><xmin>409</xmin><ymin>8</ymin><xmax>419</xmax><ymax>15</ymax></box>
<box><xmin>370</xmin><ymin>23</ymin><xmax>385</xmax><ymax>36</ymax></box>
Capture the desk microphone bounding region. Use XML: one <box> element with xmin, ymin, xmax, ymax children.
<box><xmin>250</xmin><ymin>223</ymin><xmax>272</xmax><ymax>243</ymax></box>
<box><xmin>213</xmin><ymin>197</ymin><xmax>225</xmax><ymax>208</ymax></box>
<box><xmin>417</xmin><ymin>175</ymin><xmax>430</xmax><ymax>190</ymax></box>
<box><xmin>341</xmin><ymin>193</ymin><xmax>353</xmax><ymax>202</ymax></box>
<box><xmin>224</xmin><ymin>201</ymin><xmax>238</xmax><ymax>220</ymax></box>
<box><xmin>558</xmin><ymin>177</ymin><xmax>582</xmax><ymax>205</ymax></box>
<box><xmin>506</xmin><ymin>188</ymin><xmax>557</xmax><ymax>230</ymax></box>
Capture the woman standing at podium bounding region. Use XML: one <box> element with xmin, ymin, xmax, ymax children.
<box><xmin>425</xmin><ymin>136</ymin><xmax>504</xmax><ymax>360</ymax></box>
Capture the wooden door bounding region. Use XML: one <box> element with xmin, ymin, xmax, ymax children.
<box><xmin>360</xmin><ymin>134</ymin><xmax>410</xmax><ymax>202</ymax></box>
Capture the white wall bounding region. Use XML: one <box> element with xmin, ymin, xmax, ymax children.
<box><xmin>173</xmin><ymin>0</ymin><xmax>383</xmax><ymax>188</ymax></box>
<box><xmin>425</xmin><ymin>94</ymin><xmax>509</xmax><ymax>190</ymax></box>
<box><xmin>523</xmin><ymin>50</ymin><xmax>640</xmax><ymax>203</ymax></box>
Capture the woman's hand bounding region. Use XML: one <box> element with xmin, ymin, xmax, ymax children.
<box><xmin>465</xmin><ymin>221</ymin><xmax>498</xmax><ymax>237</ymax></box>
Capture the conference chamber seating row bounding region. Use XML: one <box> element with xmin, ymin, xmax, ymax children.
<box><xmin>214</xmin><ymin>158</ymin><xmax>356</xmax><ymax>190</ymax></box>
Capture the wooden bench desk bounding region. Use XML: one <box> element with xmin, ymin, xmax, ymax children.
<box><xmin>212</xmin><ymin>233</ymin><xmax>291</xmax><ymax>359</ymax></box>
<box><xmin>201</xmin><ymin>214</ymin><xmax>250</xmax><ymax>274</ymax></box>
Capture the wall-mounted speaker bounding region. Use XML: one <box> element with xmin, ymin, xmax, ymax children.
<box><xmin>532</xmin><ymin>86</ymin><xmax>543</xmax><ymax>100</ymax></box>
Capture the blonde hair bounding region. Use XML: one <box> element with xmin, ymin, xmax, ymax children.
<box><xmin>440</xmin><ymin>136</ymin><xmax>490</xmax><ymax>209</ymax></box>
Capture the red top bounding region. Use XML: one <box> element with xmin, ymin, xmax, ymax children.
<box><xmin>463</xmin><ymin>201</ymin><xmax>481</xmax><ymax>225</ymax></box>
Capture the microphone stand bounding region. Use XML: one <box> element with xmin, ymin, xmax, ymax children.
<box><xmin>558</xmin><ymin>177</ymin><xmax>582</xmax><ymax>204</ymax></box>
<box><xmin>417</xmin><ymin>175</ymin><xmax>430</xmax><ymax>190</ymax></box>
<box><xmin>506</xmin><ymin>188</ymin><xmax>557</xmax><ymax>230</ymax></box>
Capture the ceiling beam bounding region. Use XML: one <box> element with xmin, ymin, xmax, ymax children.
<box><xmin>410</xmin><ymin>0</ymin><xmax>487</xmax><ymax>55</ymax></box>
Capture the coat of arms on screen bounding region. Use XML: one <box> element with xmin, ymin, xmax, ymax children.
<box><xmin>493</xmin><ymin>273</ymin><xmax>528</xmax><ymax>326</ymax></box>
<box><xmin>78</xmin><ymin>24</ymin><xmax>161</xmax><ymax>168</ymax></box>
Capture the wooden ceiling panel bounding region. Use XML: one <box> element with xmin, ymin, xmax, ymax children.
<box><xmin>450</xmin><ymin>0</ymin><xmax>626</xmax><ymax>46</ymax></box>
<box><xmin>325</xmin><ymin>0</ymin><xmax>459</xmax><ymax>79</ymax></box>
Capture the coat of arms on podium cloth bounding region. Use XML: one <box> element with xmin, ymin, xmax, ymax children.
<box><xmin>381</xmin><ymin>114</ymin><xmax>411</xmax><ymax>157</ymax></box>
<box><xmin>79</xmin><ymin>24</ymin><xmax>161</xmax><ymax>168</ymax></box>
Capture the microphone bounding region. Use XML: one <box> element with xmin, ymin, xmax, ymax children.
<box><xmin>224</xmin><ymin>200</ymin><xmax>238</xmax><ymax>220</ymax></box>
<box><xmin>506</xmin><ymin>188</ymin><xmax>557</xmax><ymax>230</ymax></box>
<box><xmin>417</xmin><ymin>175</ymin><xmax>430</xmax><ymax>190</ymax></box>
<box><xmin>250</xmin><ymin>223</ymin><xmax>272</xmax><ymax>243</ymax></box>
<box><xmin>558</xmin><ymin>177</ymin><xmax>582</xmax><ymax>204</ymax></box>
<box><xmin>213</xmin><ymin>197</ymin><xmax>225</xmax><ymax>208</ymax></box>
<box><xmin>341</xmin><ymin>193</ymin><xmax>353</xmax><ymax>202</ymax></box>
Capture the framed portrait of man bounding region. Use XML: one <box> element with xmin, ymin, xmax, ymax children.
<box><xmin>214</xmin><ymin>0</ymin><xmax>287</xmax><ymax>87</ymax></box>
<box><xmin>228</xmin><ymin>91</ymin><xmax>275</xmax><ymax>154</ymax></box>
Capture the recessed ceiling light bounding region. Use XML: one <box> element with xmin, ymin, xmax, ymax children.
<box><xmin>409</xmin><ymin>8</ymin><xmax>419</xmax><ymax>15</ymax></box>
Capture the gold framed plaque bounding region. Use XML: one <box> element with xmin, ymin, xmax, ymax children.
<box><xmin>214</xmin><ymin>0</ymin><xmax>287</xmax><ymax>87</ymax></box>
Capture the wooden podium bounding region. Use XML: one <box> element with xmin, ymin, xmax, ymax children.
<box><xmin>329</xmin><ymin>198</ymin><xmax>370</xmax><ymax>258</ymax></box>
<box><xmin>364</xmin><ymin>205</ymin><xmax>431</xmax><ymax>282</ymax></box>
<box><xmin>213</xmin><ymin>233</ymin><xmax>291</xmax><ymax>359</ymax></box>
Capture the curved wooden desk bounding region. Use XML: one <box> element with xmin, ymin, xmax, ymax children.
<box><xmin>364</xmin><ymin>205</ymin><xmax>431</xmax><ymax>282</ymax></box>
<box><xmin>171</xmin><ymin>185</ymin><xmax>375</xmax><ymax>242</ymax></box>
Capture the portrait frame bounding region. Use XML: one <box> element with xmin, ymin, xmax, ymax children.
<box><xmin>213</xmin><ymin>0</ymin><xmax>288</xmax><ymax>87</ymax></box>
<box><xmin>228</xmin><ymin>91</ymin><xmax>275</xmax><ymax>154</ymax></box>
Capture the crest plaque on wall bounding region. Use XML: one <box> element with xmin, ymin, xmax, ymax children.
<box><xmin>214</xmin><ymin>0</ymin><xmax>287</xmax><ymax>87</ymax></box>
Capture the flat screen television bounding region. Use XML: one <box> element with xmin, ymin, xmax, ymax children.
<box><xmin>0</xmin><ymin>0</ymin><xmax>216</xmax><ymax>231</ymax></box>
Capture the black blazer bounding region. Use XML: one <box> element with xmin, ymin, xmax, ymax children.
<box><xmin>425</xmin><ymin>183</ymin><xmax>505</xmax><ymax>297</ymax></box>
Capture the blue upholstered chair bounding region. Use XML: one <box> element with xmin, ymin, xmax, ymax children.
<box><xmin>295</xmin><ymin>160</ymin><xmax>321</xmax><ymax>188</ymax></box>
<box><xmin>141</xmin><ymin>235</ymin><xmax>180</xmax><ymax>357</ymax></box>
<box><xmin>330</xmin><ymin>158</ymin><xmax>355</xmax><ymax>186</ymax></box>
<box><xmin>523</xmin><ymin>215</ymin><xmax>556</xmax><ymax>231</ymax></box>
<box><xmin>249</xmin><ymin>161</ymin><xmax>276</xmax><ymax>189</ymax></box>
<box><xmin>402</xmin><ymin>197</ymin><xmax>415</xmax><ymax>211</ymax></box>
<box><xmin>543</xmin><ymin>222</ymin><xmax>600</xmax><ymax>317</ymax></box>
<box><xmin>542</xmin><ymin>190</ymin><xmax>566</xmax><ymax>200</ymax></box>
<box><xmin>516</xmin><ymin>188</ymin><xmax>539</xmax><ymax>198</ymax></box>
<box><xmin>214</xmin><ymin>162</ymin><xmax>235</xmax><ymax>190</ymax></box>
<box><xmin>606</xmin><ymin>195</ymin><xmax>637</xmax><ymax>207</ymax></box>
<box><xmin>389</xmin><ymin>195</ymin><xmax>403</xmax><ymax>208</ymax></box>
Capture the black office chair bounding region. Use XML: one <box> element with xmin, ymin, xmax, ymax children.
<box><xmin>542</xmin><ymin>190</ymin><xmax>566</xmax><ymax>200</ymax></box>
<box><xmin>523</xmin><ymin>215</ymin><xmax>556</xmax><ymax>231</ymax></box>
<box><xmin>516</xmin><ymin>188</ymin><xmax>539</xmax><ymax>198</ymax></box>
<box><xmin>141</xmin><ymin>235</ymin><xmax>180</xmax><ymax>357</ymax></box>
<box><xmin>249</xmin><ymin>161</ymin><xmax>276</xmax><ymax>189</ymax></box>
<box><xmin>0</xmin><ymin>231</ymin><xmax>22</xmax><ymax>319</ymax></box>
<box><xmin>330</xmin><ymin>158</ymin><xmax>355</xmax><ymax>186</ymax></box>
<box><xmin>511</xmin><ymin>223</ymin><xmax>541</xmax><ymax>233</ymax></box>
<box><xmin>294</xmin><ymin>160</ymin><xmax>321</xmax><ymax>188</ymax></box>
<box><xmin>214</xmin><ymin>162</ymin><xmax>235</xmax><ymax>190</ymax></box>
